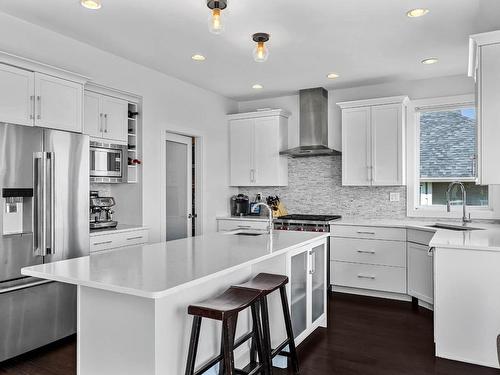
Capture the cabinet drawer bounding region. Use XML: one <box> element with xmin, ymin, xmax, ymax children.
<box><xmin>407</xmin><ymin>229</ymin><xmax>435</xmax><ymax>246</ymax></box>
<box><xmin>217</xmin><ymin>219</ymin><xmax>269</xmax><ymax>232</ymax></box>
<box><xmin>331</xmin><ymin>261</ymin><xmax>407</xmax><ymax>294</ymax></box>
<box><xmin>331</xmin><ymin>237</ymin><xmax>406</xmax><ymax>267</ymax></box>
<box><xmin>90</xmin><ymin>229</ymin><xmax>149</xmax><ymax>253</ymax></box>
<box><xmin>331</xmin><ymin>225</ymin><xmax>406</xmax><ymax>241</ymax></box>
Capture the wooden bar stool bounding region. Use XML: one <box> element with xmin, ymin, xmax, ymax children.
<box><xmin>185</xmin><ymin>286</ymin><xmax>267</xmax><ymax>375</ymax></box>
<box><xmin>234</xmin><ymin>273</ymin><xmax>299</xmax><ymax>375</ymax></box>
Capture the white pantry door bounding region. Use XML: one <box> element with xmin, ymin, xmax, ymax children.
<box><xmin>165</xmin><ymin>133</ymin><xmax>193</xmax><ymax>241</ymax></box>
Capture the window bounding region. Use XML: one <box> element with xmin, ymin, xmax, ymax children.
<box><xmin>407</xmin><ymin>95</ymin><xmax>497</xmax><ymax>219</ymax></box>
<box><xmin>418</xmin><ymin>106</ymin><xmax>488</xmax><ymax>207</ymax></box>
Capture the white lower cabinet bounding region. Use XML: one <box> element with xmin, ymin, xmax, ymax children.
<box><xmin>331</xmin><ymin>225</ymin><xmax>407</xmax><ymax>296</ymax></box>
<box><xmin>407</xmin><ymin>242</ymin><xmax>434</xmax><ymax>304</ymax></box>
<box><xmin>287</xmin><ymin>239</ymin><xmax>326</xmax><ymax>344</ymax></box>
<box><xmin>90</xmin><ymin>228</ymin><xmax>149</xmax><ymax>253</ymax></box>
<box><xmin>216</xmin><ymin>218</ymin><xmax>269</xmax><ymax>232</ymax></box>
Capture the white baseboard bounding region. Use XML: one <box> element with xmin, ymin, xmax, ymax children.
<box><xmin>331</xmin><ymin>285</ymin><xmax>412</xmax><ymax>302</ymax></box>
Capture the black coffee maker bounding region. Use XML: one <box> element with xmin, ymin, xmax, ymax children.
<box><xmin>230</xmin><ymin>194</ymin><xmax>250</xmax><ymax>216</ymax></box>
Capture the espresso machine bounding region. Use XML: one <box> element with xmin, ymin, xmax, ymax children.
<box><xmin>89</xmin><ymin>191</ymin><xmax>118</xmax><ymax>229</ymax></box>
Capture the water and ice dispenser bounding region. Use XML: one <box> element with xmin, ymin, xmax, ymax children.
<box><xmin>2</xmin><ymin>188</ymin><xmax>32</xmax><ymax>235</ymax></box>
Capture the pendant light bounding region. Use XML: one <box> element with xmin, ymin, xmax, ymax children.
<box><xmin>207</xmin><ymin>0</ymin><xmax>227</xmax><ymax>35</ymax></box>
<box><xmin>252</xmin><ymin>33</ymin><xmax>270</xmax><ymax>62</ymax></box>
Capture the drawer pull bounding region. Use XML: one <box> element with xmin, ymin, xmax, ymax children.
<box><xmin>357</xmin><ymin>274</ymin><xmax>376</xmax><ymax>280</ymax></box>
<box><xmin>126</xmin><ymin>236</ymin><xmax>143</xmax><ymax>241</ymax></box>
<box><xmin>93</xmin><ymin>240</ymin><xmax>113</xmax><ymax>246</ymax></box>
<box><xmin>357</xmin><ymin>250</ymin><xmax>376</xmax><ymax>254</ymax></box>
<box><xmin>357</xmin><ymin>230</ymin><xmax>375</xmax><ymax>235</ymax></box>
<box><xmin>237</xmin><ymin>225</ymin><xmax>252</xmax><ymax>228</ymax></box>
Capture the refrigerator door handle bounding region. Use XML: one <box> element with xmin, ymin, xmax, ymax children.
<box><xmin>47</xmin><ymin>152</ymin><xmax>55</xmax><ymax>255</ymax></box>
<box><xmin>33</xmin><ymin>152</ymin><xmax>51</xmax><ymax>257</ymax></box>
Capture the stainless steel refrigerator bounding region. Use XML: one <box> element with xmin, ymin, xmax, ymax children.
<box><xmin>0</xmin><ymin>123</ymin><xmax>89</xmax><ymax>361</ymax></box>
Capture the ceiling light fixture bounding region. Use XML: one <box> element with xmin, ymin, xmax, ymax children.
<box><xmin>252</xmin><ymin>84</ymin><xmax>263</xmax><ymax>89</ymax></box>
<box><xmin>206</xmin><ymin>0</ymin><xmax>227</xmax><ymax>35</ymax></box>
<box><xmin>406</xmin><ymin>8</ymin><xmax>429</xmax><ymax>18</ymax></box>
<box><xmin>80</xmin><ymin>0</ymin><xmax>102</xmax><ymax>10</ymax></box>
<box><xmin>421</xmin><ymin>57</ymin><xmax>439</xmax><ymax>64</ymax></box>
<box><xmin>327</xmin><ymin>73</ymin><xmax>340</xmax><ymax>79</ymax></box>
<box><xmin>252</xmin><ymin>33</ymin><xmax>270</xmax><ymax>62</ymax></box>
<box><xmin>191</xmin><ymin>54</ymin><xmax>206</xmax><ymax>61</ymax></box>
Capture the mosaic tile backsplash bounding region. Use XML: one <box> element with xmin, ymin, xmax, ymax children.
<box><xmin>239</xmin><ymin>155</ymin><xmax>407</xmax><ymax>219</ymax></box>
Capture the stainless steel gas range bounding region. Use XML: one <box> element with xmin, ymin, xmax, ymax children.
<box><xmin>274</xmin><ymin>214</ymin><xmax>342</xmax><ymax>232</ymax></box>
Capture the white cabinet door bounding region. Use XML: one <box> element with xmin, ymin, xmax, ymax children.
<box><xmin>287</xmin><ymin>239</ymin><xmax>327</xmax><ymax>345</ymax></box>
<box><xmin>84</xmin><ymin>91</ymin><xmax>103</xmax><ymax>138</ymax></box>
<box><xmin>254</xmin><ymin>117</ymin><xmax>280</xmax><ymax>185</ymax></box>
<box><xmin>478</xmin><ymin>43</ymin><xmax>500</xmax><ymax>184</ymax></box>
<box><xmin>101</xmin><ymin>96</ymin><xmax>127</xmax><ymax>143</ymax></box>
<box><xmin>229</xmin><ymin>118</ymin><xmax>254</xmax><ymax>186</ymax></box>
<box><xmin>371</xmin><ymin>104</ymin><xmax>403</xmax><ymax>185</ymax></box>
<box><xmin>342</xmin><ymin>107</ymin><xmax>371</xmax><ymax>186</ymax></box>
<box><xmin>34</xmin><ymin>73</ymin><xmax>83</xmax><ymax>133</ymax></box>
<box><xmin>0</xmin><ymin>64</ymin><xmax>34</xmax><ymax>127</ymax></box>
<box><xmin>407</xmin><ymin>242</ymin><xmax>433</xmax><ymax>304</ymax></box>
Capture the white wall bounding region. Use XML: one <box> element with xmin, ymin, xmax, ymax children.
<box><xmin>0</xmin><ymin>12</ymin><xmax>237</xmax><ymax>242</ymax></box>
<box><xmin>238</xmin><ymin>74</ymin><xmax>475</xmax><ymax>151</ymax></box>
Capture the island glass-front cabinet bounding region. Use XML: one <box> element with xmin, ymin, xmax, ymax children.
<box><xmin>287</xmin><ymin>240</ymin><xmax>327</xmax><ymax>344</ymax></box>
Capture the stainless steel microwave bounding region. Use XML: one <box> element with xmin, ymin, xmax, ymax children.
<box><xmin>90</xmin><ymin>141</ymin><xmax>127</xmax><ymax>183</ymax></box>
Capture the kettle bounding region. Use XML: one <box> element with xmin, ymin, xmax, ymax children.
<box><xmin>230</xmin><ymin>194</ymin><xmax>250</xmax><ymax>216</ymax></box>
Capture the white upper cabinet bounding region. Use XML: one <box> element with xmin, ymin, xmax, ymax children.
<box><xmin>84</xmin><ymin>91</ymin><xmax>128</xmax><ymax>144</ymax></box>
<box><xmin>0</xmin><ymin>64</ymin><xmax>34</xmax><ymax>127</ymax></box>
<box><xmin>101</xmin><ymin>95</ymin><xmax>127</xmax><ymax>143</ymax></box>
<box><xmin>83</xmin><ymin>91</ymin><xmax>102</xmax><ymax>138</ymax></box>
<box><xmin>338</xmin><ymin>96</ymin><xmax>408</xmax><ymax>186</ymax></box>
<box><xmin>34</xmin><ymin>73</ymin><xmax>83</xmax><ymax>133</ymax></box>
<box><xmin>469</xmin><ymin>31</ymin><xmax>500</xmax><ymax>185</ymax></box>
<box><xmin>341</xmin><ymin>107</ymin><xmax>371</xmax><ymax>186</ymax></box>
<box><xmin>0</xmin><ymin>62</ymin><xmax>84</xmax><ymax>132</ymax></box>
<box><xmin>228</xmin><ymin>109</ymin><xmax>289</xmax><ymax>187</ymax></box>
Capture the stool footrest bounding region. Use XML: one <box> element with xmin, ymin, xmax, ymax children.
<box><xmin>193</xmin><ymin>331</ymin><xmax>255</xmax><ymax>375</ymax></box>
<box><xmin>271</xmin><ymin>339</ymin><xmax>292</xmax><ymax>358</ymax></box>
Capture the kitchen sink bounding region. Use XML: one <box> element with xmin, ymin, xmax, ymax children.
<box><xmin>426</xmin><ymin>223</ymin><xmax>484</xmax><ymax>231</ymax></box>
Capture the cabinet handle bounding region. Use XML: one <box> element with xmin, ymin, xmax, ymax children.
<box><xmin>104</xmin><ymin>114</ymin><xmax>108</xmax><ymax>133</ymax></box>
<box><xmin>357</xmin><ymin>274</ymin><xmax>376</xmax><ymax>280</ymax></box>
<box><xmin>99</xmin><ymin>113</ymin><xmax>103</xmax><ymax>132</ymax></box>
<box><xmin>126</xmin><ymin>236</ymin><xmax>143</xmax><ymax>241</ymax></box>
<box><xmin>356</xmin><ymin>230</ymin><xmax>375</xmax><ymax>235</ymax></box>
<box><xmin>30</xmin><ymin>95</ymin><xmax>34</xmax><ymax>120</ymax></box>
<box><xmin>93</xmin><ymin>240</ymin><xmax>113</xmax><ymax>246</ymax></box>
<box><xmin>36</xmin><ymin>96</ymin><xmax>41</xmax><ymax>120</ymax></box>
<box><xmin>357</xmin><ymin>250</ymin><xmax>376</xmax><ymax>254</ymax></box>
<box><xmin>237</xmin><ymin>225</ymin><xmax>252</xmax><ymax>228</ymax></box>
<box><xmin>250</xmin><ymin>169</ymin><xmax>255</xmax><ymax>183</ymax></box>
<box><xmin>309</xmin><ymin>250</ymin><xmax>316</xmax><ymax>275</ymax></box>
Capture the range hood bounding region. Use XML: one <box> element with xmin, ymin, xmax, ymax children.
<box><xmin>280</xmin><ymin>87</ymin><xmax>341</xmax><ymax>157</ymax></box>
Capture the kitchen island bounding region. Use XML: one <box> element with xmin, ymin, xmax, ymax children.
<box><xmin>22</xmin><ymin>231</ymin><xmax>328</xmax><ymax>375</ymax></box>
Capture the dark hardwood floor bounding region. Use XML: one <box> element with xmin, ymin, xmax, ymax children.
<box><xmin>0</xmin><ymin>292</ymin><xmax>498</xmax><ymax>375</ymax></box>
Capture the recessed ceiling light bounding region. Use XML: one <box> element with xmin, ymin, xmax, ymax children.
<box><xmin>406</xmin><ymin>8</ymin><xmax>429</xmax><ymax>18</ymax></box>
<box><xmin>421</xmin><ymin>57</ymin><xmax>438</xmax><ymax>65</ymax></box>
<box><xmin>252</xmin><ymin>84</ymin><xmax>263</xmax><ymax>89</ymax></box>
<box><xmin>327</xmin><ymin>73</ymin><xmax>340</xmax><ymax>79</ymax></box>
<box><xmin>191</xmin><ymin>54</ymin><xmax>206</xmax><ymax>61</ymax></box>
<box><xmin>80</xmin><ymin>0</ymin><xmax>101</xmax><ymax>10</ymax></box>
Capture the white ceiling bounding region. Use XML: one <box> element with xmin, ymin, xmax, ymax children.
<box><xmin>0</xmin><ymin>0</ymin><xmax>498</xmax><ymax>100</ymax></box>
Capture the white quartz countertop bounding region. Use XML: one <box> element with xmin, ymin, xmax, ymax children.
<box><xmin>89</xmin><ymin>224</ymin><xmax>148</xmax><ymax>237</ymax></box>
<box><xmin>22</xmin><ymin>231</ymin><xmax>328</xmax><ymax>299</ymax></box>
<box><xmin>333</xmin><ymin>218</ymin><xmax>500</xmax><ymax>252</ymax></box>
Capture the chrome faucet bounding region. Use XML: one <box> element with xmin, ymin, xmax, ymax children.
<box><xmin>254</xmin><ymin>202</ymin><xmax>274</xmax><ymax>235</ymax></box>
<box><xmin>446</xmin><ymin>181</ymin><xmax>472</xmax><ymax>223</ymax></box>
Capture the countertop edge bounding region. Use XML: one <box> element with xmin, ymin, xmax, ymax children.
<box><xmin>22</xmin><ymin>233</ymin><xmax>329</xmax><ymax>299</ymax></box>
